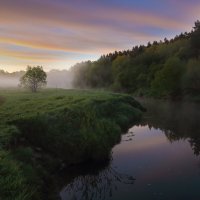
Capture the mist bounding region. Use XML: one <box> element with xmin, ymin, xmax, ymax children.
<box><xmin>0</xmin><ymin>70</ymin><xmax>74</xmax><ymax>89</ymax></box>
<box><xmin>47</xmin><ymin>70</ymin><xmax>73</xmax><ymax>89</ymax></box>
<box><xmin>0</xmin><ymin>76</ymin><xmax>20</xmax><ymax>88</ymax></box>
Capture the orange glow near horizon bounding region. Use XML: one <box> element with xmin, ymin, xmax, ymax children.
<box><xmin>1</xmin><ymin>0</ymin><xmax>200</xmax><ymax>72</ymax></box>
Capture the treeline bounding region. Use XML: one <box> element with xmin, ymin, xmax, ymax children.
<box><xmin>72</xmin><ymin>21</ymin><xmax>200</xmax><ymax>99</ymax></box>
<box><xmin>0</xmin><ymin>69</ymin><xmax>25</xmax><ymax>77</ymax></box>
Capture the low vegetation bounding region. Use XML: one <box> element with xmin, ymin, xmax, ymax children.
<box><xmin>0</xmin><ymin>89</ymin><xmax>144</xmax><ymax>199</ymax></box>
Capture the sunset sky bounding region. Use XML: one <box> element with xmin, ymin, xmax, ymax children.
<box><xmin>1</xmin><ymin>0</ymin><xmax>200</xmax><ymax>72</ymax></box>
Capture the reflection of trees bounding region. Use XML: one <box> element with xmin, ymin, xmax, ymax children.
<box><xmin>189</xmin><ymin>137</ymin><xmax>200</xmax><ymax>156</ymax></box>
<box><xmin>138</xmin><ymin>98</ymin><xmax>200</xmax><ymax>155</ymax></box>
<box><xmin>61</xmin><ymin>165</ymin><xmax>135</xmax><ymax>200</ymax></box>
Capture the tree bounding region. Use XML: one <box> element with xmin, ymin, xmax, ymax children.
<box><xmin>182</xmin><ymin>59</ymin><xmax>200</xmax><ymax>95</ymax></box>
<box><xmin>151</xmin><ymin>57</ymin><xmax>185</xmax><ymax>97</ymax></box>
<box><xmin>190</xmin><ymin>20</ymin><xmax>200</xmax><ymax>58</ymax></box>
<box><xmin>20</xmin><ymin>66</ymin><xmax>47</xmax><ymax>92</ymax></box>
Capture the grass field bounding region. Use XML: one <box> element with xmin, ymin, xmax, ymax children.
<box><xmin>0</xmin><ymin>89</ymin><xmax>145</xmax><ymax>200</ymax></box>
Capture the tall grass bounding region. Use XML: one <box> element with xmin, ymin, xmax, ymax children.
<box><xmin>0</xmin><ymin>89</ymin><xmax>145</xmax><ymax>199</ymax></box>
<box><xmin>0</xmin><ymin>150</ymin><xmax>35</xmax><ymax>200</ymax></box>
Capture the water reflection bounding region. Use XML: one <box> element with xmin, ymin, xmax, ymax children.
<box><xmin>60</xmin><ymin>163</ymin><xmax>135</xmax><ymax>200</ymax></box>
<box><xmin>60</xmin><ymin>99</ymin><xmax>200</xmax><ymax>200</ymax></box>
<box><xmin>139</xmin><ymin>99</ymin><xmax>200</xmax><ymax>155</ymax></box>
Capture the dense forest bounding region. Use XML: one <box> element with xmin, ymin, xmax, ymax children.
<box><xmin>72</xmin><ymin>21</ymin><xmax>200</xmax><ymax>100</ymax></box>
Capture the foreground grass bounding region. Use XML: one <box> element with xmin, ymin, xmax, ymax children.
<box><xmin>0</xmin><ymin>89</ymin><xmax>145</xmax><ymax>199</ymax></box>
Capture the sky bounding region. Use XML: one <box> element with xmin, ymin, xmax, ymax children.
<box><xmin>1</xmin><ymin>0</ymin><xmax>200</xmax><ymax>72</ymax></box>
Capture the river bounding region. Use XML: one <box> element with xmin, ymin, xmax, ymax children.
<box><xmin>59</xmin><ymin>99</ymin><xmax>200</xmax><ymax>200</ymax></box>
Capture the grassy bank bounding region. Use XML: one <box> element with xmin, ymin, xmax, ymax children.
<box><xmin>0</xmin><ymin>89</ymin><xmax>145</xmax><ymax>199</ymax></box>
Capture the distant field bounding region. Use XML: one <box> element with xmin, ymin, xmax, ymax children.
<box><xmin>0</xmin><ymin>89</ymin><xmax>144</xmax><ymax>200</ymax></box>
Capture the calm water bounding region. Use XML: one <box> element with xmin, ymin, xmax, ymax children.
<box><xmin>60</xmin><ymin>100</ymin><xmax>200</xmax><ymax>200</ymax></box>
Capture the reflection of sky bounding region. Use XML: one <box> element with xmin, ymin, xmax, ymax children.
<box><xmin>1</xmin><ymin>0</ymin><xmax>200</xmax><ymax>72</ymax></box>
<box><xmin>110</xmin><ymin>125</ymin><xmax>200</xmax><ymax>200</ymax></box>
<box><xmin>61</xmin><ymin>125</ymin><xmax>200</xmax><ymax>200</ymax></box>
<box><xmin>114</xmin><ymin>126</ymin><xmax>167</xmax><ymax>154</ymax></box>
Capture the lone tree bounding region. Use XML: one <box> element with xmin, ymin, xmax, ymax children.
<box><xmin>20</xmin><ymin>66</ymin><xmax>47</xmax><ymax>92</ymax></box>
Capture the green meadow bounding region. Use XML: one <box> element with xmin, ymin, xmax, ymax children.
<box><xmin>0</xmin><ymin>89</ymin><xmax>144</xmax><ymax>199</ymax></box>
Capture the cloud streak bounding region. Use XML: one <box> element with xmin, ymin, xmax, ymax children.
<box><xmin>0</xmin><ymin>0</ymin><xmax>200</xmax><ymax>71</ymax></box>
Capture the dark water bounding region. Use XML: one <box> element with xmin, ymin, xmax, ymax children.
<box><xmin>60</xmin><ymin>99</ymin><xmax>200</xmax><ymax>200</ymax></box>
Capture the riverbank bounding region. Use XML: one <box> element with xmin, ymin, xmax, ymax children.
<box><xmin>60</xmin><ymin>98</ymin><xmax>200</xmax><ymax>200</ymax></box>
<box><xmin>0</xmin><ymin>89</ymin><xmax>145</xmax><ymax>200</ymax></box>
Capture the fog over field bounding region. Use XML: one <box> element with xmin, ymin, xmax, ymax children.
<box><xmin>0</xmin><ymin>70</ymin><xmax>74</xmax><ymax>89</ymax></box>
<box><xmin>47</xmin><ymin>70</ymin><xmax>73</xmax><ymax>89</ymax></box>
<box><xmin>0</xmin><ymin>76</ymin><xmax>20</xmax><ymax>88</ymax></box>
